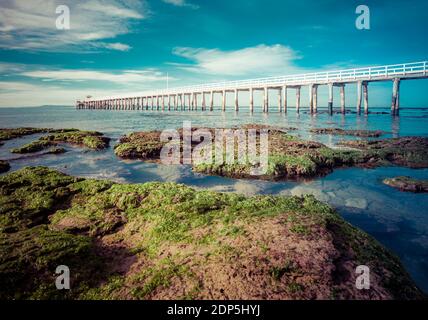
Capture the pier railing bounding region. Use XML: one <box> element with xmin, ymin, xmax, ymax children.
<box><xmin>94</xmin><ymin>61</ymin><xmax>427</xmax><ymax>100</ymax></box>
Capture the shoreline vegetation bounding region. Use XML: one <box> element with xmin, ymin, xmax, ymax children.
<box><xmin>0</xmin><ymin>166</ymin><xmax>425</xmax><ymax>299</ymax></box>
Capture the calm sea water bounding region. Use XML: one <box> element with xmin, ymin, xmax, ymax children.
<box><xmin>1</xmin><ymin>106</ymin><xmax>427</xmax><ymax>293</ymax></box>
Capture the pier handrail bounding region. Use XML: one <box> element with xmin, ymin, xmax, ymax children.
<box><xmin>87</xmin><ymin>61</ymin><xmax>428</xmax><ymax>101</ymax></box>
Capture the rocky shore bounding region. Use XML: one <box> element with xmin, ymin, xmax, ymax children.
<box><xmin>0</xmin><ymin>167</ymin><xmax>424</xmax><ymax>300</ymax></box>
<box><xmin>310</xmin><ymin>128</ymin><xmax>385</xmax><ymax>138</ymax></box>
<box><xmin>114</xmin><ymin>126</ymin><xmax>428</xmax><ymax>181</ymax></box>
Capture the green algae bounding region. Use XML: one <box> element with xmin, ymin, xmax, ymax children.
<box><xmin>0</xmin><ymin>167</ymin><xmax>425</xmax><ymax>300</ymax></box>
<box><xmin>11</xmin><ymin>140</ymin><xmax>55</xmax><ymax>153</ymax></box>
<box><xmin>40</xmin><ymin>130</ymin><xmax>110</xmax><ymax>150</ymax></box>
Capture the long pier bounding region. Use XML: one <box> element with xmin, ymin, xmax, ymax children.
<box><xmin>76</xmin><ymin>61</ymin><xmax>428</xmax><ymax>116</ymax></box>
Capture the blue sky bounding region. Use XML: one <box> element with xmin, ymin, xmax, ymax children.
<box><xmin>0</xmin><ymin>0</ymin><xmax>427</xmax><ymax>107</ymax></box>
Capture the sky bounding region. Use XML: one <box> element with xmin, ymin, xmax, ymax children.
<box><xmin>0</xmin><ymin>0</ymin><xmax>427</xmax><ymax>107</ymax></box>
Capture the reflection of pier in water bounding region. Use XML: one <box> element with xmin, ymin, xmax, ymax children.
<box><xmin>76</xmin><ymin>61</ymin><xmax>428</xmax><ymax>117</ymax></box>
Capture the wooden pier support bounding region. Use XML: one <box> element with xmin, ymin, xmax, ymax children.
<box><xmin>328</xmin><ymin>83</ymin><xmax>333</xmax><ymax>115</ymax></box>
<box><xmin>356</xmin><ymin>81</ymin><xmax>362</xmax><ymax>114</ymax></box>
<box><xmin>249</xmin><ymin>88</ymin><xmax>254</xmax><ymax>113</ymax></box>
<box><xmin>202</xmin><ymin>92</ymin><xmax>206</xmax><ymax>111</ymax></box>
<box><xmin>296</xmin><ymin>86</ymin><xmax>301</xmax><ymax>113</ymax></box>
<box><xmin>340</xmin><ymin>85</ymin><xmax>346</xmax><ymax>114</ymax></box>
<box><xmin>282</xmin><ymin>85</ymin><xmax>287</xmax><ymax>113</ymax></box>
<box><xmin>222</xmin><ymin>90</ymin><xmax>226</xmax><ymax>112</ymax></box>
<box><xmin>263</xmin><ymin>87</ymin><xmax>269</xmax><ymax>113</ymax></box>
<box><xmin>210</xmin><ymin>91</ymin><xmax>214</xmax><ymax>111</ymax></box>
<box><xmin>234</xmin><ymin>89</ymin><xmax>239</xmax><ymax>112</ymax></box>
<box><xmin>391</xmin><ymin>78</ymin><xmax>400</xmax><ymax>116</ymax></box>
<box><xmin>313</xmin><ymin>85</ymin><xmax>318</xmax><ymax>113</ymax></box>
<box><xmin>308</xmin><ymin>84</ymin><xmax>314</xmax><ymax>113</ymax></box>
<box><xmin>363</xmin><ymin>82</ymin><xmax>369</xmax><ymax>114</ymax></box>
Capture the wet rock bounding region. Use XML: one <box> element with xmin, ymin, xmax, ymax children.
<box><xmin>0</xmin><ymin>167</ymin><xmax>424</xmax><ymax>300</ymax></box>
<box><xmin>340</xmin><ymin>136</ymin><xmax>428</xmax><ymax>168</ymax></box>
<box><xmin>345</xmin><ymin>198</ymin><xmax>368</xmax><ymax>210</ymax></box>
<box><xmin>383</xmin><ymin>176</ymin><xmax>428</xmax><ymax>193</ymax></box>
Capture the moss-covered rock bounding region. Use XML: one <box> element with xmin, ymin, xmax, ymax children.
<box><xmin>0</xmin><ymin>128</ymin><xmax>77</xmax><ymax>142</ymax></box>
<box><xmin>115</xmin><ymin>127</ymin><xmax>428</xmax><ymax>181</ymax></box>
<box><xmin>0</xmin><ymin>160</ymin><xmax>10</xmax><ymax>173</ymax></box>
<box><xmin>11</xmin><ymin>140</ymin><xmax>55</xmax><ymax>153</ymax></box>
<box><xmin>340</xmin><ymin>137</ymin><xmax>428</xmax><ymax>168</ymax></box>
<box><xmin>0</xmin><ymin>167</ymin><xmax>424</xmax><ymax>300</ymax></box>
<box><xmin>383</xmin><ymin>176</ymin><xmax>428</xmax><ymax>193</ymax></box>
<box><xmin>40</xmin><ymin>130</ymin><xmax>110</xmax><ymax>150</ymax></box>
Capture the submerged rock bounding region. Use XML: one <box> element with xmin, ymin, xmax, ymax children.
<box><xmin>383</xmin><ymin>176</ymin><xmax>428</xmax><ymax>193</ymax></box>
<box><xmin>0</xmin><ymin>160</ymin><xmax>10</xmax><ymax>173</ymax></box>
<box><xmin>310</xmin><ymin>128</ymin><xmax>385</xmax><ymax>138</ymax></box>
<box><xmin>0</xmin><ymin>167</ymin><xmax>424</xmax><ymax>300</ymax></box>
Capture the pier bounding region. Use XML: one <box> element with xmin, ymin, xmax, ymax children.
<box><xmin>76</xmin><ymin>61</ymin><xmax>428</xmax><ymax>116</ymax></box>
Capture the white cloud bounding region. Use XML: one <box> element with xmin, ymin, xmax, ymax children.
<box><xmin>162</xmin><ymin>0</ymin><xmax>198</xmax><ymax>9</ymax></box>
<box><xmin>21</xmin><ymin>68</ymin><xmax>169</xmax><ymax>84</ymax></box>
<box><xmin>0</xmin><ymin>0</ymin><xmax>146</xmax><ymax>52</ymax></box>
<box><xmin>100</xmin><ymin>42</ymin><xmax>131</xmax><ymax>51</ymax></box>
<box><xmin>172</xmin><ymin>44</ymin><xmax>302</xmax><ymax>76</ymax></box>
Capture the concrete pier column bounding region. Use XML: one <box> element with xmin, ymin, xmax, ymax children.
<box><xmin>328</xmin><ymin>83</ymin><xmax>333</xmax><ymax>115</ymax></box>
<box><xmin>234</xmin><ymin>89</ymin><xmax>239</xmax><ymax>112</ymax></box>
<box><xmin>340</xmin><ymin>85</ymin><xmax>346</xmax><ymax>114</ymax></box>
<box><xmin>202</xmin><ymin>92</ymin><xmax>206</xmax><ymax>111</ymax></box>
<box><xmin>151</xmin><ymin>96</ymin><xmax>154</xmax><ymax>110</ymax></box>
<box><xmin>222</xmin><ymin>90</ymin><xmax>226</xmax><ymax>112</ymax></box>
<box><xmin>161</xmin><ymin>96</ymin><xmax>165</xmax><ymax>111</ymax></box>
<box><xmin>356</xmin><ymin>81</ymin><xmax>362</xmax><ymax>114</ymax></box>
<box><xmin>296</xmin><ymin>87</ymin><xmax>301</xmax><ymax>113</ymax></box>
<box><xmin>210</xmin><ymin>91</ymin><xmax>214</xmax><ymax>111</ymax></box>
<box><xmin>278</xmin><ymin>88</ymin><xmax>282</xmax><ymax>112</ymax></box>
<box><xmin>194</xmin><ymin>93</ymin><xmax>198</xmax><ymax>110</ymax></box>
<box><xmin>187</xmin><ymin>94</ymin><xmax>191</xmax><ymax>111</ymax></box>
<box><xmin>363</xmin><ymin>82</ymin><xmax>369</xmax><ymax>114</ymax></box>
<box><xmin>180</xmin><ymin>94</ymin><xmax>183</xmax><ymax>111</ymax></box>
<box><xmin>282</xmin><ymin>85</ymin><xmax>287</xmax><ymax>113</ymax></box>
<box><xmin>263</xmin><ymin>87</ymin><xmax>269</xmax><ymax>113</ymax></box>
<box><xmin>313</xmin><ymin>85</ymin><xmax>318</xmax><ymax>113</ymax></box>
<box><xmin>391</xmin><ymin>78</ymin><xmax>400</xmax><ymax>116</ymax></box>
<box><xmin>308</xmin><ymin>84</ymin><xmax>314</xmax><ymax>113</ymax></box>
<box><xmin>249</xmin><ymin>88</ymin><xmax>254</xmax><ymax>113</ymax></box>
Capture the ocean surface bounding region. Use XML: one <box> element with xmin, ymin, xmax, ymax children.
<box><xmin>1</xmin><ymin>105</ymin><xmax>428</xmax><ymax>293</ymax></box>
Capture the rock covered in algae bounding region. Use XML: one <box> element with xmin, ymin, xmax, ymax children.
<box><xmin>114</xmin><ymin>125</ymin><xmax>428</xmax><ymax>181</ymax></box>
<box><xmin>383</xmin><ymin>176</ymin><xmax>428</xmax><ymax>193</ymax></box>
<box><xmin>0</xmin><ymin>167</ymin><xmax>424</xmax><ymax>300</ymax></box>
<box><xmin>4</xmin><ymin>128</ymin><xmax>110</xmax><ymax>154</ymax></box>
